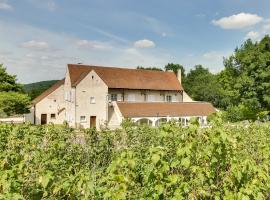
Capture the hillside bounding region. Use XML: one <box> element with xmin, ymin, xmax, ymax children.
<box><xmin>24</xmin><ymin>80</ymin><xmax>59</xmax><ymax>100</ymax></box>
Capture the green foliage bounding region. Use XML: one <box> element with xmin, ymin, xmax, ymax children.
<box><xmin>165</xmin><ymin>63</ymin><xmax>185</xmax><ymax>77</ymax></box>
<box><xmin>136</xmin><ymin>66</ymin><xmax>163</xmax><ymax>71</ymax></box>
<box><xmin>184</xmin><ymin>65</ymin><xmax>224</xmax><ymax>108</ymax></box>
<box><xmin>0</xmin><ymin>64</ymin><xmax>23</xmax><ymax>92</ymax></box>
<box><xmin>222</xmin><ymin>104</ymin><xmax>261</xmax><ymax>122</ymax></box>
<box><xmin>219</xmin><ymin>36</ymin><xmax>270</xmax><ymax>111</ymax></box>
<box><xmin>23</xmin><ymin>80</ymin><xmax>58</xmax><ymax>100</ymax></box>
<box><xmin>1</xmin><ymin>123</ymin><xmax>270</xmax><ymax>199</ymax></box>
<box><xmin>0</xmin><ymin>64</ymin><xmax>31</xmax><ymax>116</ymax></box>
<box><xmin>0</xmin><ymin>92</ymin><xmax>31</xmax><ymax>116</ymax></box>
<box><xmin>168</xmin><ymin>36</ymin><xmax>270</xmax><ymax>121</ymax></box>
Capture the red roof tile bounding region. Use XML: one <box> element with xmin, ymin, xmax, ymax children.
<box><xmin>68</xmin><ymin>64</ymin><xmax>183</xmax><ymax>91</ymax></box>
<box><xmin>117</xmin><ymin>102</ymin><xmax>216</xmax><ymax>117</ymax></box>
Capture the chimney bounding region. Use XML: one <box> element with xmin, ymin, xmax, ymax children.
<box><xmin>177</xmin><ymin>69</ymin><xmax>181</xmax><ymax>84</ymax></box>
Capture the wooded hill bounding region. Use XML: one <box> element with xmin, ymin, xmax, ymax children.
<box><xmin>24</xmin><ymin>80</ymin><xmax>58</xmax><ymax>100</ymax></box>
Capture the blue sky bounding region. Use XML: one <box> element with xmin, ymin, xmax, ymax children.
<box><xmin>1</xmin><ymin>0</ymin><xmax>270</xmax><ymax>83</ymax></box>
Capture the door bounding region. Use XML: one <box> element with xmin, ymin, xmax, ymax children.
<box><xmin>41</xmin><ymin>114</ymin><xmax>47</xmax><ymax>125</ymax></box>
<box><xmin>90</xmin><ymin>116</ymin><xmax>96</xmax><ymax>128</ymax></box>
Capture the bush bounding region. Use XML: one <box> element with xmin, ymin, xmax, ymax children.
<box><xmin>0</xmin><ymin>123</ymin><xmax>270</xmax><ymax>199</ymax></box>
<box><xmin>0</xmin><ymin>92</ymin><xmax>31</xmax><ymax>116</ymax></box>
<box><xmin>223</xmin><ymin>104</ymin><xmax>262</xmax><ymax>122</ymax></box>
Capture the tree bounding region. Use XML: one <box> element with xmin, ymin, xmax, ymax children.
<box><xmin>24</xmin><ymin>80</ymin><xmax>58</xmax><ymax>100</ymax></box>
<box><xmin>219</xmin><ymin>36</ymin><xmax>270</xmax><ymax>111</ymax></box>
<box><xmin>136</xmin><ymin>66</ymin><xmax>163</xmax><ymax>71</ymax></box>
<box><xmin>0</xmin><ymin>64</ymin><xmax>30</xmax><ymax>116</ymax></box>
<box><xmin>165</xmin><ymin>63</ymin><xmax>185</xmax><ymax>78</ymax></box>
<box><xmin>184</xmin><ymin>65</ymin><xmax>224</xmax><ymax>108</ymax></box>
<box><xmin>0</xmin><ymin>64</ymin><xmax>23</xmax><ymax>92</ymax></box>
<box><xmin>0</xmin><ymin>92</ymin><xmax>30</xmax><ymax>116</ymax></box>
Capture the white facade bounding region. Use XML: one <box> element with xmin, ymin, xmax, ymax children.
<box><xmin>27</xmin><ymin>83</ymin><xmax>65</xmax><ymax>125</ymax></box>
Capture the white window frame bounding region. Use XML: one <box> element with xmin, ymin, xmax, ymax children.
<box><xmin>90</xmin><ymin>96</ymin><xmax>95</xmax><ymax>104</ymax></box>
<box><xmin>80</xmin><ymin>116</ymin><xmax>86</xmax><ymax>123</ymax></box>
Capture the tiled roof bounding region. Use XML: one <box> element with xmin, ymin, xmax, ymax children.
<box><xmin>68</xmin><ymin>64</ymin><xmax>183</xmax><ymax>91</ymax></box>
<box><xmin>32</xmin><ymin>79</ymin><xmax>64</xmax><ymax>105</ymax></box>
<box><xmin>117</xmin><ymin>102</ymin><xmax>216</xmax><ymax>117</ymax></box>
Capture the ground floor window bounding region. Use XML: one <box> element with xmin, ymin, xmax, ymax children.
<box><xmin>50</xmin><ymin>113</ymin><xmax>56</xmax><ymax>119</ymax></box>
<box><xmin>110</xmin><ymin>94</ymin><xmax>117</xmax><ymax>101</ymax></box>
<box><xmin>166</xmin><ymin>95</ymin><xmax>172</xmax><ymax>102</ymax></box>
<box><xmin>80</xmin><ymin>116</ymin><xmax>86</xmax><ymax>122</ymax></box>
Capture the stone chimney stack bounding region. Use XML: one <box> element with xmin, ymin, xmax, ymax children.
<box><xmin>177</xmin><ymin>69</ymin><xmax>182</xmax><ymax>84</ymax></box>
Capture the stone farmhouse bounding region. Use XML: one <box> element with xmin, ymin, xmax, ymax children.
<box><xmin>26</xmin><ymin>64</ymin><xmax>216</xmax><ymax>129</ymax></box>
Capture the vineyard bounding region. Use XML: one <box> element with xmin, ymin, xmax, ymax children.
<box><xmin>1</xmin><ymin>121</ymin><xmax>270</xmax><ymax>199</ymax></box>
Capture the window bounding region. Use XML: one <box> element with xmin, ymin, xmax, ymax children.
<box><xmin>148</xmin><ymin>94</ymin><xmax>155</xmax><ymax>102</ymax></box>
<box><xmin>80</xmin><ymin>116</ymin><xmax>86</xmax><ymax>122</ymax></box>
<box><xmin>65</xmin><ymin>91</ymin><xmax>72</xmax><ymax>102</ymax></box>
<box><xmin>111</xmin><ymin>94</ymin><xmax>117</xmax><ymax>101</ymax></box>
<box><xmin>90</xmin><ymin>97</ymin><xmax>95</xmax><ymax>104</ymax></box>
<box><xmin>66</xmin><ymin>112</ymin><xmax>71</xmax><ymax>122</ymax></box>
<box><xmin>70</xmin><ymin>91</ymin><xmax>74</xmax><ymax>102</ymax></box>
<box><xmin>51</xmin><ymin>114</ymin><xmax>56</xmax><ymax>119</ymax></box>
<box><xmin>65</xmin><ymin>92</ymin><xmax>68</xmax><ymax>100</ymax></box>
<box><xmin>166</xmin><ymin>95</ymin><xmax>172</xmax><ymax>102</ymax></box>
<box><xmin>127</xmin><ymin>94</ymin><xmax>135</xmax><ymax>102</ymax></box>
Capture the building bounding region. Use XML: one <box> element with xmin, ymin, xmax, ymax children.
<box><xmin>26</xmin><ymin>64</ymin><xmax>216</xmax><ymax>129</ymax></box>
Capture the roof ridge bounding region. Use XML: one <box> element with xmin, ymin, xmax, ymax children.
<box><xmin>68</xmin><ymin>63</ymin><xmax>173</xmax><ymax>74</ymax></box>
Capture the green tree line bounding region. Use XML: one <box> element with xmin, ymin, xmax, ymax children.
<box><xmin>0</xmin><ymin>64</ymin><xmax>30</xmax><ymax>117</ymax></box>
<box><xmin>140</xmin><ymin>36</ymin><xmax>270</xmax><ymax>121</ymax></box>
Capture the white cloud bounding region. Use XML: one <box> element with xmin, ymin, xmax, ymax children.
<box><xmin>134</xmin><ymin>39</ymin><xmax>155</xmax><ymax>48</ymax></box>
<box><xmin>25</xmin><ymin>53</ymin><xmax>35</xmax><ymax>58</ymax></box>
<box><xmin>80</xmin><ymin>23</ymin><xmax>129</xmax><ymax>44</ymax></box>
<box><xmin>76</xmin><ymin>40</ymin><xmax>112</xmax><ymax>50</ymax></box>
<box><xmin>161</xmin><ymin>32</ymin><xmax>167</xmax><ymax>37</ymax></box>
<box><xmin>40</xmin><ymin>55</ymin><xmax>49</xmax><ymax>60</ymax></box>
<box><xmin>203</xmin><ymin>51</ymin><xmax>225</xmax><ymax>60</ymax></box>
<box><xmin>212</xmin><ymin>13</ymin><xmax>263</xmax><ymax>29</ymax></box>
<box><xmin>0</xmin><ymin>0</ymin><xmax>12</xmax><ymax>10</ymax></box>
<box><xmin>196</xmin><ymin>13</ymin><xmax>206</xmax><ymax>18</ymax></box>
<box><xmin>142</xmin><ymin>16</ymin><xmax>172</xmax><ymax>37</ymax></box>
<box><xmin>20</xmin><ymin>40</ymin><xmax>49</xmax><ymax>50</ymax></box>
<box><xmin>27</xmin><ymin>0</ymin><xmax>56</xmax><ymax>11</ymax></box>
<box><xmin>245</xmin><ymin>31</ymin><xmax>260</xmax><ymax>40</ymax></box>
<box><xmin>47</xmin><ymin>0</ymin><xmax>56</xmax><ymax>11</ymax></box>
<box><xmin>262</xmin><ymin>23</ymin><xmax>270</xmax><ymax>34</ymax></box>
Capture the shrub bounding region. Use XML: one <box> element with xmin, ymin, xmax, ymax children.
<box><xmin>0</xmin><ymin>123</ymin><xmax>270</xmax><ymax>199</ymax></box>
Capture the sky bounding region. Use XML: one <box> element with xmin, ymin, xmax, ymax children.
<box><xmin>1</xmin><ymin>0</ymin><xmax>270</xmax><ymax>83</ymax></box>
